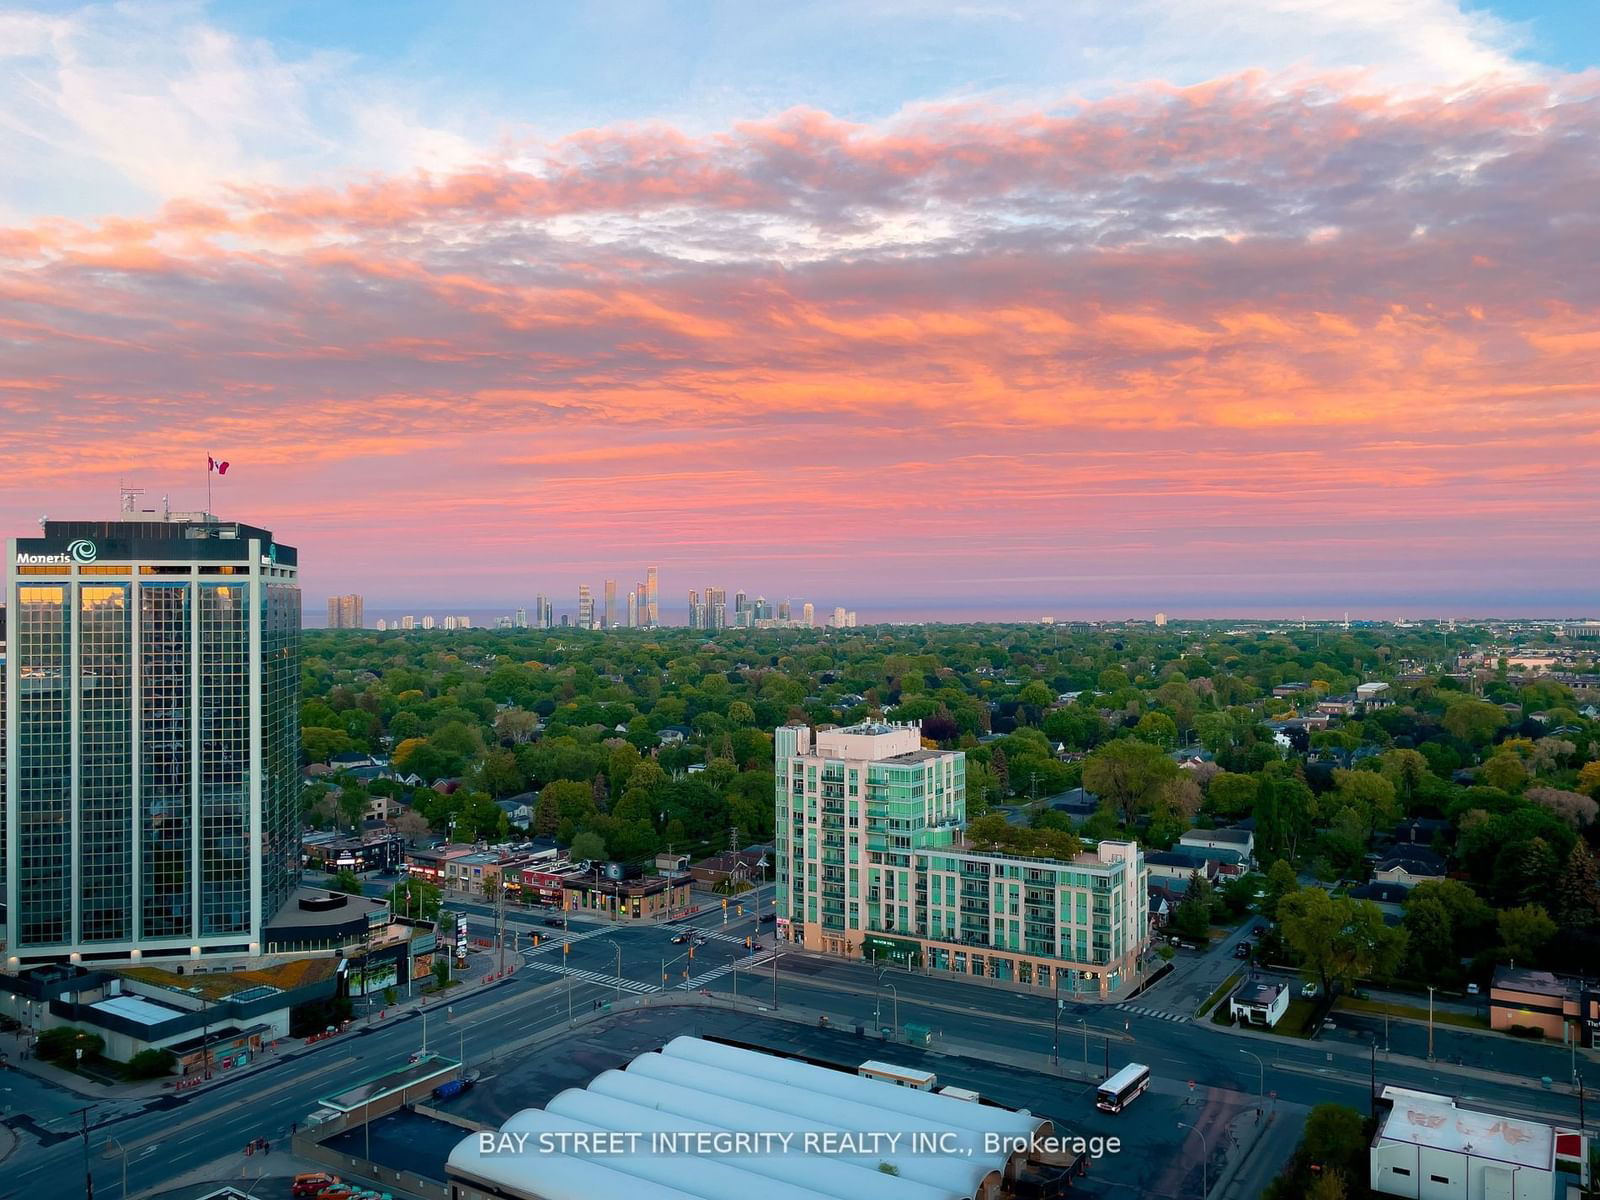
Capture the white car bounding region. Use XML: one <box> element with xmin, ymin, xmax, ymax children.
<box><xmin>1466</xmin><ymin>983</ymin><xmax>1480</xmax><ymax>996</ymax></box>
<box><xmin>1300</xmin><ymin>982</ymin><xmax>1320</xmax><ymax>999</ymax></box>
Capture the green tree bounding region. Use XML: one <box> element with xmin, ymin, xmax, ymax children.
<box><xmin>388</xmin><ymin>878</ymin><xmax>442</xmax><ymax>919</ymax></box>
<box><xmin>1279</xmin><ymin>888</ymin><xmax>1404</xmax><ymax>994</ymax></box>
<box><xmin>1132</xmin><ymin>711</ymin><xmax>1178</xmax><ymax>748</ymax></box>
<box><xmin>1497</xmin><ymin>904</ymin><xmax>1556</xmax><ymax>964</ymax></box>
<box><xmin>1554</xmin><ymin>840</ymin><xmax>1600</xmax><ymax>930</ymax></box>
<box><xmin>1255</xmin><ymin>774</ymin><xmax>1316</xmax><ymax>865</ymax></box>
<box><xmin>1303</xmin><ymin>1104</ymin><xmax>1366</xmax><ymax>1178</ymax></box>
<box><xmin>1441</xmin><ymin>699</ymin><xmax>1506</xmax><ymax>745</ymax></box>
<box><xmin>1480</xmin><ymin>753</ymin><xmax>1527</xmax><ymax>793</ymax></box>
<box><xmin>1083</xmin><ymin>739</ymin><xmax>1178</xmax><ymax>825</ymax></box>
<box><xmin>1206</xmin><ymin>771</ymin><xmax>1258</xmax><ymax>819</ymax></box>
<box><xmin>329</xmin><ymin>869</ymin><xmax>365</xmax><ymax>895</ymax></box>
<box><xmin>336</xmin><ymin>785</ymin><xmax>369</xmax><ymax>831</ymax></box>
<box><xmin>569</xmin><ymin>830</ymin><xmax>607</xmax><ymax>863</ymax></box>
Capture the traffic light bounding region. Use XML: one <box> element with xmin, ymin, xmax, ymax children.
<box><xmin>744</xmin><ymin>936</ymin><xmax>752</xmax><ymax>949</ymax></box>
<box><xmin>737</xmin><ymin>905</ymin><xmax>743</xmax><ymax>916</ymax></box>
<box><xmin>688</xmin><ymin>945</ymin><xmax>695</xmax><ymax>960</ymax></box>
<box><xmin>722</xmin><ymin>898</ymin><xmax>728</xmax><ymax>909</ymax></box>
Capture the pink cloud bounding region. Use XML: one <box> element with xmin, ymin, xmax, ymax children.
<box><xmin>0</xmin><ymin>72</ymin><xmax>1597</xmax><ymax>611</ymax></box>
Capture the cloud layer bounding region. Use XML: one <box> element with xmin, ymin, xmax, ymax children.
<box><xmin>2</xmin><ymin>62</ymin><xmax>1598</xmax><ymax>613</ymax></box>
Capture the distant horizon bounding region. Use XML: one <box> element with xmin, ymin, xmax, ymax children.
<box><xmin>317</xmin><ymin>603</ymin><xmax>1600</xmax><ymax>629</ymax></box>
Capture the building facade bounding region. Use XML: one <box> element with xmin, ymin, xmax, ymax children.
<box><xmin>325</xmin><ymin>593</ymin><xmax>364</xmax><ymax>629</ymax></box>
<box><xmin>774</xmin><ymin>722</ymin><xmax>1148</xmax><ymax>997</ymax></box>
<box><xmin>3</xmin><ymin>515</ymin><xmax>301</xmax><ymax>968</ymax></box>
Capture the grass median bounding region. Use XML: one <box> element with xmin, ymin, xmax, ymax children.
<box><xmin>1335</xmin><ymin>995</ymin><xmax>1489</xmax><ymax>1030</ymax></box>
<box><xmin>1196</xmin><ymin>971</ymin><xmax>1243</xmax><ymax>1018</ymax></box>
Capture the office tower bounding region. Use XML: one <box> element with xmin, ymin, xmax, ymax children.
<box><xmin>458</xmin><ymin>616</ymin><xmax>471</xmax><ymax>629</ymax></box>
<box><xmin>778</xmin><ymin>600</ymin><xmax>791</xmax><ymax>622</ymax></box>
<box><xmin>422</xmin><ymin>615</ymin><xmax>435</xmax><ymax>629</ymax></box>
<box><xmin>774</xmin><ymin>722</ymin><xmax>1147</xmax><ymax>995</ymax></box>
<box><xmin>832</xmin><ymin>606</ymin><xmax>846</xmax><ymax>628</ymax></box>
<box><xmin>686</xmin><ymin>590</ymin><xmax>700</xmax><ymax>630</ymax></box>
<box><xmin>326</xmin><ymin>593</ymin><xmax>364</xmax><ymax>629</ymax></box>
<box><xmin>847</xmin><ymin>611</ymin><xmax>858</xmax><ymax>628</ymax></box>
<box><xmin>401</xmin><ymin>615</ymin><xmax>415</xmax><ymax>630</ymax></box>
<box><xmin>1154</xmin><ymin>612</ymin><xmax>1167</xmax><ymax>627</ymax></box>
<box><xmin>646</xmin><ymin>566</ymin><xmax>659</xmax><ymax>626</ymax></box>
<box><xmin>514</xmin><ymin>607</ymin><xmax>528</xmax><ymax>628</ymax></box>
<box><xmin>559</xmin><ymin>614</ymin><xmax>570</xmax><ymax>627</ymax></box>
<box><xmin>443</xmin><ymin>615</ymin><xmax>459</xmax><ymax>631</ymax></box>
<box><xmin>577</xmin><ymin>584</ymin><xmax>594</xmax><ymax>629</ymax></box>
<box><xmin>534</xmin><ymin>594</ymin><xmax>553</xmax><ymax>628</ymax></box>
<box><xmin>734</xmin><ymin>591</ymin><xmax>748</xmax><ymax>619</ymax></box>
<box><xmin>706</xmin><ymin>587</ymin><xmax>726</xmax><ymax>630</ymax></box>
<box><xmin>627</xmin><ymin>590</ymin><xmax>637</xmax><ymax>628</ymax></box>
<box><xmin>604</xmin><ymin>580</ymin><xmax>617</xmax><ymax>630</ymax></box>
<box><xmin>4</xmin><ymin>514</ymin><xmax>300</xmax><ymax>965</ymax></box>
<box><xmin>803</xmin><ymin>602</ymin><xmax>814</xmax><ymax>627</ymax></box>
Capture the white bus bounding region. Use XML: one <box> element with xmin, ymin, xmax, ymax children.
<box><xmin>1095</xmin><ymin>1063</ymin><xmax>1151</xmax><ymax>1113</ymax></box>
<box><xmin>858</xmin><ymin>1060</ymin><xmax>937</xmax><ymax>1091</ymax></box>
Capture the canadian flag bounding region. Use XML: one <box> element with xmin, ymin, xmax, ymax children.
<box><xmin>208</xmin><ymin>456</ymin><xmax>230</xmax><ymax>475</ymax></box>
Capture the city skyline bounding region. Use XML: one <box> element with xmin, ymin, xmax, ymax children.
<box><xmin>1</xmin><ymin>3</ymin><xmax>1597</xmax><ymax>613</ymax></box>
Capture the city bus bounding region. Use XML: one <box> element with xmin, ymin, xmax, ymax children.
<box><xmin>858</xmin><ymin>1060</ymin><xmax>937</xmax><ymax>1090</ymax></box>
<box><xmin>1095</xmin><ymin>1063</ymin><xmax>1150</xmax><ymax>1113</ymax></box>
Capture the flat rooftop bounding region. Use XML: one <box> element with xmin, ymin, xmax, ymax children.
<box><xmin>1377</xmin><ymin>1088</ymin><xmax>1554</xmax><ymax>1170</ymax></box>
<box><xmin>90</xmin><ymin>993</ymin><xmax>188</xmax><ymax>1027</ymax></box>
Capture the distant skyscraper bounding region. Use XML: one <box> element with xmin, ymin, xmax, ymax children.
<box><xmin>3</xmin><ymin>514</ymin><xmax>300</xmax><ymax>963</ymax></box>
<box><xmin>401</xmin><ymin>615</ymin><xmax>415</xmax><ymax>630</ymax></box>
<box><xmin>326</xmin><ymin>593</ymin><xmax>364</xmax><ymax>628</ymax></box>
<box><xmin>1154</xmin><ymin>612</ymin><xmax>1167</xmax><ymax>627</ymax></box>
<box><xmin>803</xmin><ymin>602</ymin><xmax>814</xmax><ymax>627</ymax></box>
<box><xmin>443</xmin><ymin>615</ymin><xmax>459</xmax><ymax>631</ymax></box>
<box><xmin>832</xmin><ymin>606</ymin><xmax>847</xmax><ymax>628</ymax></box>
<box><xmin>778</xmin><ymin>600</ymin><xmax>791</xmax><ymax>622</ymax></box>
<box><xmin>458</xmin><ymin>615</ymin><xmax>471</xmax><ymax>629</ymax></box>
<box><xmin>604</xmin><ymin>579</ymin><xmax>617</xmax><ymax>629</ymax></box>
<box><xmin>646</xmin><ymin>566</ymin><xmax>659</xmax><ymax>626</ymax></box>
<box><xmin>847</xmin><ymin>611</ymin><xmax>857</xmax><ymax>628</ymax></box>
<box><xmin>514</xmin><ymin>607</ymin><xmax>528</xmax><ymax>628</ymax></box>
<box><xmin>734</xmin><ymin>591</ymin><xmax>748</xmax><ymax>618</ymax></box>
<box><xmin>376</xmin><ymin>618</ymin><xmax>389</xmax><ymax>631</ymax></box>
<box><xmin>706</xmin><ymin>587</ymin><xmax>726</xmax><ymax>630</ymax></box>
<box><xmin>627</xmin><ymin>590</ymin><xmax>637</xmax><ymax>628</ymax></box>
<box><xmin>534</xmin><ymin>594</ymin><xmax>553</xmax><ymax>628</ymax></box>
<box><xmin>422</xmin><ymin>615</ymin><xmax>435</xmax><ymax>630</ymax></box>
<box><xmin>686</xmin><ymin>589</ymin><xmax>700</xmax><ymax>630</ymax></box>
<box><xmin>578</xmin><ymin>584</ymin><xmax>594</xmax><ymax>629</ymax></box>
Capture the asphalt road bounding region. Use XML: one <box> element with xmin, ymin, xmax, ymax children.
<box><xmin>2</xmin><ymin>890</ymin><xmax>1591</xmax><ymax>1200</ymax></box>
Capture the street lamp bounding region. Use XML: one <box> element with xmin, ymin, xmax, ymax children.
<box><xmin>885</xmin><ymin>984</ymin><xmax>899</xmax><ymax>1038</ymax></box>
<box><xmin>1427</xmin><ymin>986</ymin><xmax>1436</xmax><ymax>1062</ymax></box>
<box><xmin>1177</xmin><ymin>1121</ymin><xmax>1209</xmax><ymax>1196</ymax></box>
<box><xmin>1080</xmin><ymin>1019</ymin><xmax>1089</xmax><ymax>1070</ymax></box>
<box><xmin>1239</xmin><ymin>1049</ymin><xmax>1264</xmax><ymax>1099</ymax></box>
<box><xmin>447</xmin><ymin>1005</ymin><xmax>465</xmax><ymax>1064</ymax></box>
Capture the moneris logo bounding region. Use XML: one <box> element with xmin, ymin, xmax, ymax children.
<box><xmin>15</xmin><ymin>539</ymin><xmax>98</xmax><ymax>566</ymax></box>
<box><xmin>68</xmin><ymin>539</ymin><xmax>97</xmax><ymax>563</ymax></box>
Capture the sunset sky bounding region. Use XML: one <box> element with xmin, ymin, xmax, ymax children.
<box><xmin>2</xmin><ymin>2</ymin><xmax>1597</xmax><ymax>621</ymax></box>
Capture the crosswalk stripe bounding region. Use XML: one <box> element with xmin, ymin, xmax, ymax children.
<box><xmin>517</xmin><ymin>958</ymin><xmax>659</xmax><ymax>994</ymax></box>
<box><xmin>679</xmin><ymin>950</ymin><xmax>775</xmax><ymax>990</ymax></box>
<box><xmin>1116</xmin><ymin>1003</ymin><xmax>1188</xmax><ymax>1022</ymax></box>
<box><xmin>521</xmin><ymin>924</ymin><xmax>611</xmax><ymax>956</ymax></box>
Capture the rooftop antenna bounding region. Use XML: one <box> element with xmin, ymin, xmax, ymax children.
<box><xmin>38</xmin><ymin>514</ymin><xmax>48</xmax><ymax>531</ymax></box>
<box><xmin>119</xmin><ymin>482</ymin><xmax>145</xmax><ymax>514</ymax></box>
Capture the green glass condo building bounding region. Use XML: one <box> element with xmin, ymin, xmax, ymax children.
<box><xmin>775</xmin><ymin>721</ymin><xmax>1149</xmax><ymax>997</ymax></box>
<box><xmin>2</xmin><ymin>514</ymin><xmax>300</xmax><ymax>967</ymax></box>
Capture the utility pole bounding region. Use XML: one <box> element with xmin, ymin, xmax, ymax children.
<box><xmin>75</xmin><ymin>1106</ymin><xmax>94</xmax><ymax>1200</ymax></box>
<box><xmin>1051</xmin><ymin>971</ymin><xmax>1060</xmax><ymax>1066</ymax></box>
<box><xmin>1427</xmin><ymin>986</ymin><xmax>1436</xmax><ymax>1062</ymax></box>
<box><xmin>496</xmin><ymin>872</ymin><xmax>507</xmax><ymax>977</ymax></box>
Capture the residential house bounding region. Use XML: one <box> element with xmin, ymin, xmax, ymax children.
<box><xmin>1373</xmin><ymin>848</ymin><xmax>1448</xmax><ymax>888</ymax></box>
<box><xmin>1178</xmin><ymin>826</ymin><xmax>1255</xmax><ymax>866</ymax></box>
<box><xmin>1356</xmin><ymin>681</ymin><xmax>1393</xmax><ymax>708</ymax></box>
<box><xmin>1144</xmin><ymin>852</ymin><xmax>1222</xmax><ymax>887</ymax></box>
<box><xmin>1348</xmin><ymin>881</ymin><xmax>1410</xmax><ymax>922</ymax></box>
<box><xmin>657</xmin><ymin>725</ymin><xmax>694</xmax><ymax>745</ymax></box>
<box><xmin>690</xmin><ymin>849</ymin><xmax>768</xmax><ymax>888</ymax></box>
<box><xmin>494</xmin><ymin>793</ymin><xmax>537</xmax><ymax>828</ymax></box>
<box><xmin>1229</xmin><ymin>980</ymin><xmax>1289</xmax><ymax>1028</ymax></box>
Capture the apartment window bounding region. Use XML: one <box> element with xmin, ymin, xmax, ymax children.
<box><xmin>1429</xmin><ymin>1176</ymin><xmax>1449</xmax><ymax>1185</ymax></box>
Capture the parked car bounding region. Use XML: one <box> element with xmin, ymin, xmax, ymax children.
<box><xmin>1234</xmin><ymin>942</ymin><xmax>1252</xmax><ymax>959</ymax></box>
<box><xmin>1300</xmin><ymin>982</ymin><xmax>1320</xmax><ymax>999</ymax></box>
<box><xmin>292</xmin><ymin>1174</ymin><xmax>340</xmax><ymax>1198</ymax></box>
<box><xmin>692</xmin><ymin>936</ymin><xmax>707</xmax><ymax>947</ymax></box>
<box><xmin>1466</xmin><ymin>983</ymin><xmax>1480</xmax><ymax>996</ymax></box>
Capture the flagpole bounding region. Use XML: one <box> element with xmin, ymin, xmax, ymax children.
<box><xmin>206</xmin><ymin>456</ymin><xmax>212</xmax><ymax>516</ymax></box>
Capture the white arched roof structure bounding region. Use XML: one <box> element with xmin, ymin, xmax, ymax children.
<box><xmin>660</xmin><ymin>1036</ymin><xmax>1050</xmax><ymax>1139</ymax></box>
<box><xmin>545</xmin><ymin>1086</ymin><xmax>962</xmax><ymax>1200</ymax></box>
<box><xmin>445</xmin><ymin>1037</ymin><xmax>1047</xmax><ymax>1200</ymax></box>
